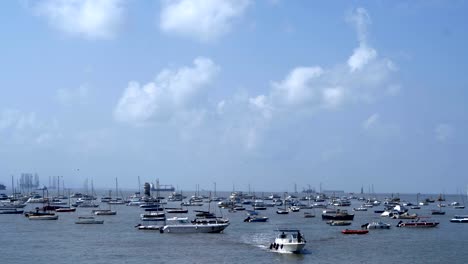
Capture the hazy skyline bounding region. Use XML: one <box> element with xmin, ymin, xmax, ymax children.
<box><xmin>1</xmin><ymin>1</ymin><xmax>467</xmax><ymax>194</ymax></box>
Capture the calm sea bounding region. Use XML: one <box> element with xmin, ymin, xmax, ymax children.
<box><xmin>1</xmin><ymin>192</ymin><xmax>467</xmax><ymax>263</ymax></box>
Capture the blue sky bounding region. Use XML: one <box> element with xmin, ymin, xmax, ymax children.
<box><xmin>1</xmin><ymin>0</ymin><xmax>467</xmax><ymax>194</ymax></box>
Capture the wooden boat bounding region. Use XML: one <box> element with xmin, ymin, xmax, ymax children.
<box><xmin>269</xmin><ymin>229</ymin><xmax>306</xmax><ymax>254</ymax></box>
<box><xmin>396</xmin><ymin>220</ymin><xmax>439</xmax><ymax>228</ymax></box>
<box><xmin>341</xmin><ymin>229</ymin><xmax>369</xmax><ymax>235</ymax></box>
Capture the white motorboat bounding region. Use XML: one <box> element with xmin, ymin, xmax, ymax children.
<box><xmin>362</xmin><ymin>221</ymin><xmax>391</xmax><ymax>229</ymax></box>
<box><xmin>161</xmin><ymin>217</ymin><xmax>229</xmax><ymax>233</ymax></box>
<box><xmin>93</xmin><ymin>209</ymin><xmax>117</xmax><ymax>215</ymax></box>
<box><xmin>450</xmin><ymin>215</ymin><xmax>468</xmax><ymax>223</ymax></box>
<box><xmin>75</xmin><ymin>216</ymin><xmax>104</xmax><ymax>224</ymax></box>
<box><xmin>269</xmin><ymin>229</ymin><xmax>306</xmax><ymax>254</ymax></box>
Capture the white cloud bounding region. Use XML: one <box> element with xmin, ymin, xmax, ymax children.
<box><xmin>56</xmin><ymin>84</ymin><xmax>89</xmax><ymax>106</ymax></box>
<box><xmin>114</xmin><ymin>57</ymin><xmax>219</xmax><ymax>124</ymax></box>
<box><xmin>348</xmin><ymin>45</ymin><xmax>377</xmax><ymax>72</ymax></box>
<box><xmin>33</xmin><ymin>0</ymin><xmax>125</xmax><ymax>39</ymax></box>
<box><xmin>245</xmin><ymin>7</ymin><xmax>397</xmax><ymax>124</ymax></box>
<box><xmin>363</xmin><ymin>113</ymin><xmax>380</xmax><ymax>130</ymax></box>
<box><xmin>435</xmin><ymin>123</ymin><xmax>454</xmax><ymax>142</ymax></box>
<box><xmin>347</xmin><ymin>7</ymin><xmax>377</xmax><ymax>72</ymax></box>
<box><xmin>160</xmin><ymin>0</ymin><xmax>251</xmax><ymax>42</ymax></box>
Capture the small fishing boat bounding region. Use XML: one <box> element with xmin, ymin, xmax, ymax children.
<box><xmin>396</xmin><ymin>220</ymin><xmax>439</xmax><ymax>228</ymax></box>
<box><xmin>269</xmin><ymin>229</ymin><xmax>306</xmax><ymax>254</ymax></box>
<box><xmin>341</xmin><ymin>229</ymin><xmax>369</xmax><ymax>235</ymax></box>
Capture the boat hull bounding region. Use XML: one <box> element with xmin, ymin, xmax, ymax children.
<box><xmin>28</xmin><ymin>215</ymin><xmax>59</xmax><ymax>220</ymax></box>
<box><xmin>270</xmin><ymin>242</ymin><xmax>306</xmax><ymax>254</ymax></box>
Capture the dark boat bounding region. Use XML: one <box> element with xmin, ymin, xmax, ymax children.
<box><xmin>55</xmin><ymin>207</ymin><xmax>76</xmax><ymax>212</ymax></box>
<box><xmin>322</xmin><ymin>209</ymin><xmax>354</xmax><ymax>221</ymax></box>
<box><xmin>396</xmin><ymin>220</ymin><xmax>439</xmax><ymax>228</ymax></box>
<box><xmin>341</xmin><ymin>229</ymin><xmax>368</xmax><ymax>235</ymax></box>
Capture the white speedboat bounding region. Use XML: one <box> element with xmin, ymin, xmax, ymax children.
<box><xmin>161</xmin><ymin>217</ymin><xmax>229</xmax><ymax>233</ymax></box>
<box><xmin>362</xmin><ymin>221</ymin><xmax>391</xmax><ymax>229</ymax></box>
<box><xmin>269</xmin><ymin>229</ymin><xmax>306</xmax><ymax>254</ymax></box>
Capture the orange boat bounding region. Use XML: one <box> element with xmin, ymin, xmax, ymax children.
<box><xmin>341</xmin><ymin>229</ymin><xmax>369</xmax><ymax>235</ymax></box>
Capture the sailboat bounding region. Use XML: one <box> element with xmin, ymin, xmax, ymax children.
<box><xmin>93</xmin><ymin>190</ymin><xmax>117</xmax><ymax>215</ymax></box>
<box><xmin>109</xmin><ymin>178</ymin><xmax>126</xmax><ymax>205</ymax></box>
<box><xmin>56</xmin><ymin>189</ymin><xmax>76</xmax><ymax>212</ymax></box>
<box><xmin>276</xmin><ymin>193</ymin><xmax>289</xmax><ymax>214</ymax></box>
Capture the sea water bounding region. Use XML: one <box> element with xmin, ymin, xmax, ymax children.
<box><xmin>1</xmin><ymin>192</ymin><xmax>467</xmax><ymax>264</ymax></box>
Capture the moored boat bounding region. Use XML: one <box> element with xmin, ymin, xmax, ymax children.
<box><xmin>28</xmin><ymin>214</ymin><xmax>59</xmax><ymax>220</ymax></box>
<box><xmin>341</xmin><ymin>229</ymin><xmax>369</xmax><ymax>235</ymax></box>
<box><xmin>450</xmin><ymin>215</ymin><xmax>468</xmax><ymax>223</ymax></box>
<box><xmin>75</xmin><ymin>216</ymin><xmax>104</xmax><ymax>224</ymax></box>
<box><xmin>327</xmin><ymin>220</ymin><xmax>351</xmax><ymax>226</ymax></box>
<box><xmin>322</xmin><ymin>209</ymin><xmax>354</xmax><ymax>221</ymax></box>
<box><xmin>396</xmin><ymin>220</ymin><xmax>439</xmax><ymax>228</ymax></box>
<box><xmin>362</xmin><ymin>221</ymin><xmax>391</xmax><ymax>229</ymax></box>
<box><xmin>161</xmin><ymin>217</ymin><xmax>229</xmax><ymax>233</ymax></box>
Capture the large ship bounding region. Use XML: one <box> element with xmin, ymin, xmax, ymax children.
<box><xmin>150</xmin><ymin>179</ymin><xmax>175</xmax><ymax>192</ymax></box>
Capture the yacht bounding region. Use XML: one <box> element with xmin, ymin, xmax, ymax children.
<box><xmin>161</xmin><ymin>217</ymin><xmax>229</xmax><ymax>233</ymax></box>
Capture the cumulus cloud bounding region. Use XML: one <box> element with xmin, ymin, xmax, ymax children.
<box><xmin>347</xmin><ymin>7</ymin><xmax>377</xmax><ymax>72</ymax></box>
<box><xmin>435</xmin><ymin>123</ymin><xmax>454</xmax><ymax>142</ymax></box>
<box><xmin>247</xmin><ymin>7</ymin><xmax>397</xmax><ymax>123</ymax></box>
<box><xmin>159</xmin><ymin>0</ymin><xmax>251</xmax><ymax>42</ymax></box>
<box><xmin>114</xmin><ymin>57</ymin><xmax>219</xmax><ymax>124</ymax></box>
<box><xmin>32</xmin><ymin>0</ymin><xmax>125</xmax><ymax>39</ymax></box>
